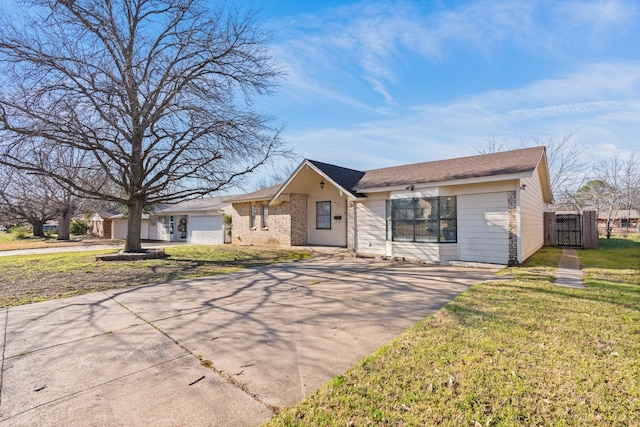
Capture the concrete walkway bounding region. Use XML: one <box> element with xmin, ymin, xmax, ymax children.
<box><xmin>0</xmin><ymin>257</ymin><xmax>500</xmax><ymax>426</ymax></box>
<box><xmin>553</xmin><ymin>248</ymin><xmax>586</xmax><ymax>288</ymax></box>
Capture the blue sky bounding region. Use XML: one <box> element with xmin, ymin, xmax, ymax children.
<box><xmin>244</xmin><ymin>0</ymin><xmax>640</xmax><ymax>174</ymax></box>
<box><xmin>1</xmin><ymin>0</ymin><xmax>638</xmax><ymax>179</ymax></box>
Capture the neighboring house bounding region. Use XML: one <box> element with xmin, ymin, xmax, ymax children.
<box><xmin>597</xmin><ymin>209</ymin><xmax>639</xmax><ymax>233</ymax></box>
<box><xmin>87</xmin><ymin>208</ymin><xmax>121</xmax><ymax>238</ymax></box>
<box><xmin>225</xmin><ymin>147</ymin><xmax>553</xmax><ymax>265</ymax></box>
<box><xmin>87</xmin><ymin>208</ymin><xmax>150</xmax><ymax>239</ymax></box>
<box><xmin>148</xmin><ymin>197</ymin><xmax>229</xmax><ymax>244</ymax></box>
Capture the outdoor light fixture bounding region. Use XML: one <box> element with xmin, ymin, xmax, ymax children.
<box><xmin>520</xmin><ymin>184</ymin><xmax>527</xmax><ymax>190</ymax></box>
<box><xmin>406</xmin><ymin>184</ymin><xmax>414</xmax><ymax>191</ymax></box>
<box><xmin>320</xmin><ymin>179</ymin><xmax>325</xmax><ymax>190</ymax></box>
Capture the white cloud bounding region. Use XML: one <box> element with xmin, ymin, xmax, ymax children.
<box><xmin>283</xmin><ymin>60</ymin><xmax>640</xmax><ymax>168</ymax></box>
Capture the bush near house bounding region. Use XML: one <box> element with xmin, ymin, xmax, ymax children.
<box><xmin>70</xmin><ymin>219</ymin><xmax>89</xmax><ymax>236</ymax></box>
<box><xmin>267</xmin><ymin>238</ymin><xmax>639</xmax><ymax>426</ymax></box>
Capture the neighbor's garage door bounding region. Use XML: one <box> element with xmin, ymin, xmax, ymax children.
<box><xmin>188</xmin><ymin>215</ymin><xmax>224</xmax><ymax>245</ymax></box>
<box><xmin>457</xmin><ymin>192</ymin><xmax>509</xmax><ymax>264</ymax></box>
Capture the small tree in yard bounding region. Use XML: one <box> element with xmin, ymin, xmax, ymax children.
<box><xmin>0</xmin><ymin>0</ymin><xmax>286</xmax><ymax>252</ymax></box>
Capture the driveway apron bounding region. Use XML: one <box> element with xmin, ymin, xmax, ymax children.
<box><xmin>0</xmin><ymin>256</ymin><xmax>498</xmax><ymax>426</ymax></box>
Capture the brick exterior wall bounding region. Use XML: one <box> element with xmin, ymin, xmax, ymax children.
<box><xmin>508</xmin><ymin>190</ymin><xmax>518</xmax><ymax>265</ymax></box>
<box><xmin>347</xmin><ymin>200</ymin><xmax>356</xmax><ymax>252</ymax></box>
<box><xmin>290</xmin><ymin>193</ymin><xmax>308</xmax><ymax>246</ymax></box>
<box><xmin>231</xmin><ymin>201</ymin><xmax>292</xmax><ymax>246</ymax></box>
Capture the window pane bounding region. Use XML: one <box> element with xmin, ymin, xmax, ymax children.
<box><xmin>415</xmin><ymin>219</ymin><xmax>439</xmax><ymax>242</ymax></box>
<box><xmin>415</xmin><ymin>198</ymin><xmax>436</xmax><ymax>220</ymax></box>
<box><xmin>316</xmin><ymin>201</ymin><xmax>331</xmax><ymax>229</ymax></box>
<box><xmin>440</xmin><ymin>220</ymin><xmax>457</xmax><ymax>242</ymax></box>
<box><xmin>392</xmin><ymin>220</ymin><xmax>413</xmax><ymax>241</ymax></box>
<box><xmin>249</xmin><ymin>205</ymin><xmax>256</xmax><ymax>228</ymax></box>
<box><xmin>262</xmin><ymin>204</ymin><xmax>268</xmax><ymax>228</ymax></box>
<box><xmin>392</xmin><ymin>199</ymin><xmax>414</xmax><ymax>220</ymax></box>
<box><xmin>440</xmin><ymin>197</ymin><xmax>456</xmax><ymax>220</ymax></box>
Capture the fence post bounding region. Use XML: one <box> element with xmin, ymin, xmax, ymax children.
<box><xmin>582</xmin><ymin>210</ymin><xmax>598</xmax><ymax>249</ymax></box>
<box><xmin>544</xmin><ymin>211</ymin><xmax>556</xmax><ymax>246</ymax></box>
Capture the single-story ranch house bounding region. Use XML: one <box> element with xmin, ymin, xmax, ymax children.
<box><xmin>147</xmin><ymin>197</ymin><xmax>229</xmax><ymax>244</ymax></box>
<box><xmin>225</xmin><ymin>147</ymin><xmax>552</xmax><ymax>265</ymax></box>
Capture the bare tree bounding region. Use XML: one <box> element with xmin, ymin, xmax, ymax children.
<box><xmin>251</xmin><ymin>161</ymin><xmax>299</xmax><ymax>191</ymax></box>
<box><xmin>476</xmin><ymin>130</ymin><xmax>590</xmax><ymax>199</ymax></box>
<box><xmin>0</xmin><ymin>0</ymin><xmax>286</xmax><ymax>252</ymax></box>
<box><xmin>44</xmin><ymin>146</ymin><xmax>105</xmax><ymax>240</ymax></box>
<box><xmin>0</xmin><ymin>166</ymin><xmax>57</xmax><ymax>237</ymax></box>
<box><xmin>595</xmin><ymin>153</ymin><xmax>639</xmax><ymax>238</ymax></box>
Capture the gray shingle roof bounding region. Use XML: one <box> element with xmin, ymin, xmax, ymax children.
<box><xmin>154</xmin><ymin>196</ymin><xmax>227</xmax><ymax>213</ymax></box>
<box><xmin>354</xmin><ymin>146</ymin><xmax>546</xmax><ymax>190</ymax></box>
<box><xmin>226</xmin><ymin>147</ymin><xmax>547</xmax><ymax>203</ymax></box>
<box><xmin>223</xmin><ymin>184</ymin><xmax>282</xmax><ymax>203</ymax></box>
<box><xmin>307</xmin><ymin>160</ymin><xmax>366</xmax><ymax>197</ymax></box>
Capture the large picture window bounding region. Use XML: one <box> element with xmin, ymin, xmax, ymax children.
<box><xmin>387</xmin><ymin>197</ymin><xmax>456</xmax><ymax>243</ymax></box>
<box><xmin>316</xmin><ymin>201</ymin><xmax>331</xmax><ymax>229</ymax></box>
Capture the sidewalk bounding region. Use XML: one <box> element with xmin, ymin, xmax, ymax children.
<box><xmin>0</xmin><ymin>242</ymin><xmax>188</xmax><ymax>257</ymax></box>
<box><xmin>553</xmin><ymin>248</ymin><xmax>585</xmax><ymax>288</ymax></box>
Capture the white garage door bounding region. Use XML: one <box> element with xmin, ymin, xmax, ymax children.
<box><xmin>458</xmin><ymin>192</ymin><xmax>509</xmax><ymax>264</ymax></box>
<box><xmin>188</xmin><ymin>216</ymin><xmax>223</xmax><ymax>245</ymax></box>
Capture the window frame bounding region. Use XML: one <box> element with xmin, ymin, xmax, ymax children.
<box><xmin>316</xmin><ymin>201</ymin><xmax>332</xmax><ymax>230</ymax></box>
<box><xmin>387</xmin><ymin>196</ymin><xmax>457</xmax><ymax>243</ymax></box>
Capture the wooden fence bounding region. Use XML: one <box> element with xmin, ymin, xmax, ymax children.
<box><xmin>544</xmin><ymin>211</ymin><xmax>598</xmax><ymax>249</ymax></box>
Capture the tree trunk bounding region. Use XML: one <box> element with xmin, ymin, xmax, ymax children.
<box><xmin>32</xmin><ymin>219</ymin><xmax>44</xmax><ymax>237</ymax></box>
<box><xmin>124</xmin><ymin>199</ymin><xmax>144</xmax><ymax>252</ymax></box>
<box><xmin>57</xmin><ymin>210</ymin><xmax>71</xmax><ymax>240</ymax></box>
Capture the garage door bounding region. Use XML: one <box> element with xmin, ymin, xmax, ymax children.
<box><xmin>458</xmin><ymin>192</ymin><xmax>509</xmax><ymax>264</ymax></box>
<box><xmin>188</xmin><ymin>216</ymin><xmax>223</xmax><ymax>245</ymax></box>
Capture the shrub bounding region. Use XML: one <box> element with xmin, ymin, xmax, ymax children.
<box><xmin>70</xmin><ymin>220</ymin><xmax>89</xmax><ymax>236</ymax></box>
<box><xmin>13</xmin><ymin>228</ymin><xmax>29</xmax><ymax>240</ymax></box>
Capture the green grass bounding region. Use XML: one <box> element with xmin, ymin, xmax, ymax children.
<box><xmin>266</xmin><ymin>238</ymin><xmax>640</xmax><ymax>426</ymax></box>
<box><xmin>0</xmin><ymin>245</ymin><xmax>309</xmax><ymax>307</ymax></box>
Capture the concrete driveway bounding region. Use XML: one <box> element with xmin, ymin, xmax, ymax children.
<box><xmin>0</xmin><ymin>255</ymin><xmax>499</xmax><ymax>426</ymax></box>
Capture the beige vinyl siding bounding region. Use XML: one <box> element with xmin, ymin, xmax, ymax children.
<box><xmin>355</xmin><ymin>200</ymin><xmax>387</xmax><ymax>255</ymax></box>
<box><xmin>390</xmin><ymin>242</ymin><xmax>440</xmax><ymax>262</ymax></box>
<box><xmin>458</xmin><ymin>192</ymin><xmax>509</xmax><ymax>264</ymax></box>
<box><xmin>439</xmin><ymin>243</ymin><xmax>458</xmax><ymax>261</ymax></box>
<box><xmin>519</xmin><ymin>167</ymin><xmax>546</xmax><ymax>261</ymax></box>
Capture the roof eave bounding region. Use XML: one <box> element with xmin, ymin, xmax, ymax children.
<box><xmin>355</xmin><ymin>171</ymin><xmax>536</xmax><ymax>194</ymax></box>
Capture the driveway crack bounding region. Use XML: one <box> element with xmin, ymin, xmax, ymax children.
<box><xmin>104</xmin><ymin>292</ymin><xmax>281</xmax><ymax>415</ymax></box>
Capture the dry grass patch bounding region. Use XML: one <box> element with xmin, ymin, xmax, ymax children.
<box><xmin>0</xmin><ymin>245</ymin><xmax>309</xmax><ymax>307</ymax></box>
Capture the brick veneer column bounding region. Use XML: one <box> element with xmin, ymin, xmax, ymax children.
<box><xmin>289</xmin><ymin>193</ymin><xmax>308</xmax><ymax>246</ymax></box>
<box><xmin>347</xmin><ymin>201</ymin><xmax>356</xmax><ymax>252</ymax></box>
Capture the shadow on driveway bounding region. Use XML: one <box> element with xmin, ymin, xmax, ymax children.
<box><xmin>0</xmin><ymin>256</ymin><xmax>499</xmax><ymax>426</ymax></box>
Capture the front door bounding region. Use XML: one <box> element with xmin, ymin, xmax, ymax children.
<box><xmin>176</xmin><ymin>216</ymin><xmax>188</xmax><ymax>241</ymax></box>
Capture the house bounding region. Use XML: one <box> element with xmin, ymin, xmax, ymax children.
<box><xmin>597</xmin><ymin>209</ymin><xmax>639</xmax><ymax>234</ymax></box>
<box><xmin>87</xmin><ymin>208</ymin><xmax>151</xmax><ymax>240</ymax></box>
<box><xmin>86</xmin><ymin>208</ymin><xmax>122</xmax><ymax>238</ymax></box>
<box><xmin>225</xmin><ymin>147</ymin><xmax>553</xmax><ymax>265</ymax></box>
<box><xmin>148</xmin><ymin>197</ymin><xmax>229</xmax><ymax>244</ymax></box>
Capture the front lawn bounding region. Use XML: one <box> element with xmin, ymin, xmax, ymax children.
<box><xmin>267</xmin><ymin>239</ymin><xmax>640</xmax><ymax>426</ymax></box>
<box><xmin>0</xmin><ymin>245</ymin><xmax>309</xmax><ymax>307</ymax></box>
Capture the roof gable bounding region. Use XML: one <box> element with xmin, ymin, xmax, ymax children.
<box><xmin>306</xmin><ymin>160</ymin><xmax>365</xmax><ymax>198</ymax></box>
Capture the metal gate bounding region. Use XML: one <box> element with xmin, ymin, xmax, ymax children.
<box><xmin>556</xmin><ymin>214</ymin><xmax>582</xmax><ymax>247</ymax></box>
